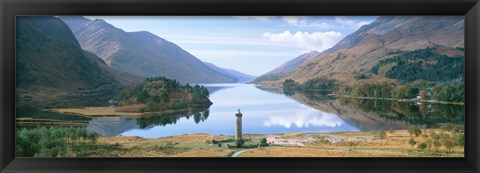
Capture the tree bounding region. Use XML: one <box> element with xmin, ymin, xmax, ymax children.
<box><xmin>136</xmin><ymin>90</ymin><xmax>150</xmax><ymax>103</ymax></box>
<box><xmin>283</xmin><ymin>79</ymin><xmax>298</xmax><ymax>89</ymax></box>
<box><xmin>409</xmin><ymin>138</ymin><xmax>417</xmax><ymax>149</ymax></box>
<box><xmin>235</xmin><ymin>138</ymin><xmax>245</xmax><ymax>148</ymax></box>
<box><xmin>145</xmin><ymin>100</ymin><xmax>159</xmax><ymax>112</ymax></box>
<box><xmin>339</xmin><ymin>85</ymin><xmax>351</xmax><ymax>95</ymax></box>
<box><xmin>406</xmin><ymin>87</ymin><xmax>420</xmax><ymax>98</ymax></box>
<box><xmin>395</xmin><ymin>85</ymin><xmax>409</xmax><ymax>99</ymax></box>
<box><xmin>408</xmin><ymin>126</ymin><xmax>422</xmax><ymax>138</ymax></box>
<box><xmin>193</xmin><ymin>112</ymin><xmax>202</xmax><ymax>124</ymax></box>
<box><xmin>444</xmin><ymin>140</ymin><xmax>454</xmax><ymax>153</ymax></box>
<box><xmin>455</xmin><ymin>134</ymin><xmax>465</xmax><ymax>148</ymax></box>
<box><xmin>259</xmin><ymin>138</ymin><xmax>267</xmax><ymax>145</ymax></box>
<box><xmin>433</xmin><ymin>135</ymin><xmax>442</xmax><ymax>151</ymax></box>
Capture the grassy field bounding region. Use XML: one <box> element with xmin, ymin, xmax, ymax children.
<box><xmin>239</xmin><ymin>130</ymin><xmax>463</xmax><ymax>157</ymax></box>
<box><xmin>81</xmin><ymin>129</ymin><xmax>463</xmax><ymax>157</ymax></box>
<box><xmin>82</xmin><ymin>134</ymin><xmax>235</xmax><ymax>157</ymax></box>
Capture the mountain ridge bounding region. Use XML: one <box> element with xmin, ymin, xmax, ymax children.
<box><xmin>59</xmin><ymin>16</ymin><xmax>237</xmax><ymax>84</ymax></box>
<box><xmin>265</xmin><ymin>51</ymin><xmax>320</xmax><ymax>75</ymax></box>
<box><xmin>253</xmin><ymin>16</ymin><xmax>464</xmax><ymax>87</ymax></box>
<box><xmin>203</xmin><ymin>62</ymin><xmax>256</xmax><ymax>83</ymax></box>
<box><xmin>16</xmin><ymin>16</ymin><xmax>125</xmax><ymax>107</ymax></box>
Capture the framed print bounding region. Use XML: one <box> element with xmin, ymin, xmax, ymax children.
<box><xmin>1</xmin><ymin>0</ymin><xmax>479</xmax><ymax>172</ymax></box>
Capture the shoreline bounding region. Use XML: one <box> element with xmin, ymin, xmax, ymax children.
<box><xmin>330</xmin><ymin>94</ymin><xmax>465</xmax><ymax>105</ymax></box>
<box><xmin>46</xmin><ymin>105</ymin><xmax>209</xmax><ymax>118</ymax></box>
<box><xmin>254</xmin><ymin>84</ymin><xmax>465</xmax><ymax>106</ymax></box>
<box><xmin>254</xmin><ymin>84</ymin><xmax>464</xmax><ymax>106</ymax></box>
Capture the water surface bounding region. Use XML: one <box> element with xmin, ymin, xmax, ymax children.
<box><xmin>19</xmin><ymin>83</ymin><xmax>464</xmax><ymax>138</ymax></box>
<box><xmin>118</xmin><ymin>84</ymin><xmax>359</xmax><ymax>138</ymax></box>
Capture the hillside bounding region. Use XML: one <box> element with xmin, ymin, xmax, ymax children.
<box><xmin>254</xmin><ymin>16</ymin><xmax>464</xmax><ymax>87</ymax></box>
<box><xmin>265</xmin><ymin>51</ymin><xmax>320</xmax><ymax>74</ymax></box>
<box><xmin>59</xmin><ymin>16</ymin><xmax>237</xmax><ymax>84</ymax></box>
<box><xmin>16</xmin><ymin>16</ymin><xmax>123</xmax><ymax>107</ymax></box>
<box><xmin>83</xmin><ymin>51</ymin><xmax>143</xmax><ymax>86</ymax></box>
<box><xmin>203</xmin><ymin>62</ymin><xmax>256</xmax><ymax>83</ymax></box>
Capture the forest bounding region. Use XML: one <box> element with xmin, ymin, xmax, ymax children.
<box><xmin>371</xmin><ymin>48</ymin><xmax>464</xmax><ymax>83</ymax></box>
<box><xmin>16</xmin><ymin>126</ymin><xmax>99</xmax><ymax>157</ymax></box>
<box><xmin>283</xmin><ymin>77</ymin><xmax>337</xmax><ymax>91</ymax></box>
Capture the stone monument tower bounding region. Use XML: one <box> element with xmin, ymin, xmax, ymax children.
<box><xmin>235</xmin><ymin>109</ymin><xmax>243</xmax><ymax>139</ymax></box>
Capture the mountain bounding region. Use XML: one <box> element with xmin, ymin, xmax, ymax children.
<box><xmin>83</xmin><ymin>51</ymin><xmax>143</xmax><ymax>86</ymax></box>
<box><xmin>16</xmin><ymin>16</ymin><xmax>124</xmax><ymax>107</ymax></box>
<box><xmin>203</xmin><ymin>62</ymin><xmax>256</xmax><ymax>83</ymax></box>
<box><xmin>254</xmin><ymin>16</ymin><xmax>464</xmax><ymax>86</ymax></box>
<box><xmin>265</xmin><ymin>51</ymin><xmax>320</xmax><ymax>74</ymax></box>
<box><xmin>58</xmin><ymin>16</ymin><xmax>237</xmax><ymax>84</ymax></box>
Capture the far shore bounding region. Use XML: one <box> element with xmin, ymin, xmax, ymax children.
<box><xmin>329</xmin><ymin>94</ymin><xmax>465</xmax><ymax>105</ymax></box>
<box><xmin>46</xmin><ymin>106</ymin><xmax>207</xmax><ymax>118</ymax></box>
<box><xmin>253</xmin><ymin>84</ymin><xmax>464</xmax><ymax>106</ymax></box>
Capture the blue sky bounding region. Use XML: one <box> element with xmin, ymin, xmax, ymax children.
<box><xmin>86</xmin><ymin>16</ymin><xmax>378</xmax><ymax>76</ymax></box>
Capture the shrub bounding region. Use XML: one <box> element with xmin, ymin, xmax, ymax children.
<box><xmin>211</xmin><ymin>139</ymin><xmax>219</xmax><ymax>144</ymax></box>
<box><xmin>425</xmin><ymin>138</ymin><xmax>433</xmax><ymax>151</ymax></box>
<box><xmin>408</xmin><ymin>126</ymin><xmax>422</xmax><ymax>138</ymax></box>
<box><xmin>417</xmin><ymin>142</ymin><xmax>427</xmax><ymax>151</ymax></box>
<box><xmin>444</xmin><ymin>140</ymin><xmax>454</xmax><ymax>153</ymax></box>
<box><xmin>378</xmin><ymin>131</ymin><xmax>387</xmax><ymax>139</ymax></box>
<box><xmin>408</xmin><ymin>138</ymin><xmax>417</xmax><ymax>149</ymax></box>
<box><xmin>433</xmin><ymin>139</ymin><xmax>442</xmax><ymax>151</ymax></box>
<box><xmin>455</xmin><ymin>134</ymin><xmax>465</xmax><ymax>147</ymax></box>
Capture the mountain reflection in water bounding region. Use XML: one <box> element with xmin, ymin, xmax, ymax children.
<box><xmin>19</xmin><ymin>83</ymin><xmax>464</xmax><ymax>138</ymax></box>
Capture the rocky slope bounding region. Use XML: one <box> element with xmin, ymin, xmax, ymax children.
<box><xmin>265</xmin><ymin>51</ymin><xmax>320</xmax><ymax>74</ymax></box>
<box><xmin>254</xmin><ymin>16</ymin><xmax>464</xmax><ymax>86</ymax></box>
<box><xmin>16</xmin><ymin>16</ymin><xmax>125</xmax><ymax>107</ymax></box>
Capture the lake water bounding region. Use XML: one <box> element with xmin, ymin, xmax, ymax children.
<box><xmin>18</xmin><ymin>83</ymin><xmax>464</xmax><ymax>138</ymax></box>
<box><xmin>81</xmin><ymin>83</ymin><xmax>464</xmax><ymax>138</ymax></box>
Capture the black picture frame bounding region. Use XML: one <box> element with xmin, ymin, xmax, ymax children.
<box><xmin>1</xmin><ymin>0</ymin><xmax>479</xmax><ymax>172</ymax></box>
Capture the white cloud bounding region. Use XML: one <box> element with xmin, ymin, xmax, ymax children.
<box><xmin>234</xmin><ymin>16</ymin><xmax>275</xmax><ymax>21</ymax></box>
<box><xmin>335</xmin><ymin>16</ymin><xmax>370</xmax><ymax>29</ymax></box>
<box><xmin>281</xmin><ymin>16</ymin><xmax>335</xmax><ymax>29</ymax></box>
<box><xmin>282</xmin><ymin>16</ymin><xmax>304</xmax><ymax>25</ymax></box>
<box><xmin>263</xmin><ymin>108</ymin><xmax>343</xmax><ymax>128</ymax></box>
<box><xmin>262</xmin><ymin>30</ymin><xmax>342</xmax><ymax>51</ymax></box>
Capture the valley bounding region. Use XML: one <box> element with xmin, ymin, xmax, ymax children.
<box><xmin>15</xmin><ymin>15</ymin><xmax>465</xmax><ymax>158</ymax></box>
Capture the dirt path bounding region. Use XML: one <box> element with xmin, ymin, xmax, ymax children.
<box><xmin>231</xmin><ymin>149</ymin><xmax>253</xmax><ymax>157</ymax></box>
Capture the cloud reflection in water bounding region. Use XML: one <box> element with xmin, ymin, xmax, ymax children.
<box><xmin>263</xmin><ymin>107</ymin><xmax>343</xmax><ymax>128</ymax></box>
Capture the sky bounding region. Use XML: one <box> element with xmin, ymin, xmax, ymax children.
<box><xmin>86</xmin><ymin>16</ymin><xmax>378</xmax><ymax>76</ymax></box>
